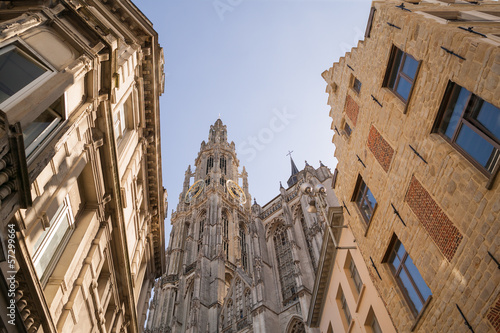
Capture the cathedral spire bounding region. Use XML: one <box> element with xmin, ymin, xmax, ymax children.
<box><xmin>287</xmin><ymin>151</ymin><xmax>299</xmax><ymax>187</ymax></box>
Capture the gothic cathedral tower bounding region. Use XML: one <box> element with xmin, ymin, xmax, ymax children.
<box><xmin>146</xmin><ymin>119</ymin><xmax>339</xmax><ymax>333</ymax></box>
<box><xmin>149</xmin><ymin>119</ymin><xmax>252</xmax><ymax>332</ymax></box>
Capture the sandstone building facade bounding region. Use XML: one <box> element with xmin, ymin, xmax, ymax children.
<box><xmin>145</xmin><ymin>119</ymin><xmax>371</xmax><ymax>333</ymax></box>
<box><xmin>322</xmin><ymin>0</ymin><xmax>500</xmax><ymax>332</ymax></box>
<box><xmin>0</xmin><ymin>1</ymin><xmax>166</xmax><ymax>332</ymax></box>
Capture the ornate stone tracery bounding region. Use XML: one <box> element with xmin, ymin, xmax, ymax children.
<box><xmin>273</xmin><ymin>224</ymin><xmax>298</xmax><ymax>305</ymax></box>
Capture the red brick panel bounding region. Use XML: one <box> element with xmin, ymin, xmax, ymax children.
<box><xmin>487</xmin><ymin>295</ymin><xmax>500</xmax><ymax>333</ymax></box>
<box><xmin>344</xmin><ymin>95</ymin><xmax>359</xmax><ymax>126</ymax></box>
<box><xmin>367</xmin><ymin>125</ymin><xmax>394</xmax><ymax>173</ymax></box>
<box><xmin>405</xmin><ymin>176</ymin><xmax>463</xmax><ymax>262</ymax></box>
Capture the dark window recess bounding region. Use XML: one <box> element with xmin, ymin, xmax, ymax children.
<box><xmin>349</xmin><ymin>259</ymin><xmax>363</xmax><ymax>294</ymax></box>
<box><xmin>384</xmin><ymin>47</ymin><xmax>419</xmax><ymax>103</ymax></box>
<box><xmin>435</xmin><ymin>82</ymin><xmax>500</xmax><ymax>181</ymax></box>
<box><xmin>340</xmin><ymin>288</ymin><xmax>352</xmax><ymax>326</ymax></box>
<box><xmin>352</xmin><ymin>77</ymin><xmax>362</xmax><ymax>94</ymax></box>
<box><xmin>352</xmin><ymin>177</ymin><xmax>377</xmax><ymax>224</ymax></box>
<box><xmin>386</xmin><ymin>237</ymin><xmax>432</xmax><ymax>317</ymax></box>
<box><xmin>220</xmin><ymin>156</ymin><xmax>227</xmax><ymax>175</ymax></box>
<box><xmin>343</xmin><ymin>122</ymin><xmax>352</xmax><ymax>137</ymax></box>
<box><xmin>332</xmin><ymin>168</ymin><xmax>338</xmax><ymax>189</ymax></box>
<box><xmin>206</xmin><ymin>156</ymin><xmax>214</xmax><ymax>174</ymax></box>
<box><xmin>23</xmin><ymin>97</ymin><xmax>63</xmax><ymax>157</ymax></box>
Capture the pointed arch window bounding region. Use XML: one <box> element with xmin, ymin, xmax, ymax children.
<box><xmin>222</xmin><ymin>212</ymin><xmax>229</xmax><ymax>260</ymax></box>
<box><xmin>198</xmin><ymin>214</ymin><xmax>206</xmax><ymax>253</ymax></box>
<box><xmin>288</xmin><ymin>319</ymin><xmax>306</xmax><ymax>333</ymax></box>
<box><xmin>206</xmin><ymin>155</ymin><xmax>214</xmax><ymax>174</ymax></box>
<box><xmin>239</xmin><ymin>224</ymin><xmax>248</xmax><ymax>271</ymax></box>
<box><xmin>220</xmin><ymin>156</ymin><xmax>227</xmax><ymax>175</ymax></box>
<box><xmin>244</xmin><ymin>289</ymin><xmax>252</xmax><ymax>316</ymax></box>
<box><xmin>273</xmin><ymin>224</ymin><xmax>298</xmax><ymax>305</ymax></box>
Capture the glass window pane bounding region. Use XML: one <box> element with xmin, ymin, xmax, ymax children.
<box><xmin>404</xmin><ymin>255</ymin><xmax>432</xmax><ymax>302</ymax></box>
<box><xmin>456</xmin><ymin>124</ymin><xmax>497</xmax><ymax>170</ymax></box>
<box><xmin>365</xmin><ymin>188</ymin><xmax>377</xmax><ymax>210</ymax></box>
<box><xmin>440</xmin><ymin>87</ymin><xmax>470</xmax><ymax>139</ymax></box>
<box><xmin>388</xmin><ymin>50</ymin><xmax>403</xmax><ymax>89</ymax></box>
<box><xmin>371</xmin><ymin>315</ymin><xmax>382</xmax><ymax>333</ymax></box>
<box><xmin>396</xmin><ymin>77</ymin><xmax>412</xmax><ymax>101</ymax></box>
<box><xmin>475</xmin><ymin>100</ymin><xmax>500</xmax><ymax>139</ymax></box>
<box><xmin>402</xmin><ymin>55</ymin><xmax>418</xmax><ymax>80</ymax></box>
<box><xmin>0</xmin><ymin>48</ymin><xmax>47</xmax><ymax>103</ymax></box>
<box><xmin>398</xmin><ymin>268</ymin><xmax>424</xmax><ymax>313</ymax></box>
<box><xmin>23</xmin><ymin>109</ymin><xmax>61</xmax><ymax>150</ymax></box>
<box><xmin>355</xmin><ymin>182</ymin><xmax>366</xmax><ymax>204</ymax></box>
<box><xmin>389</xmin><ymin>250</ymin><xmax>401</xmax><ymax>271</ymax></box>
<box><xmin>34</xmin><ymin>213</ymin><xmax>70</xmax><ymax>277</ymax></box>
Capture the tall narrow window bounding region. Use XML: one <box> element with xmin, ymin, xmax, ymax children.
<box><xmin>273</xmin><ymin>224</ymin><xmax>297</xmax><ymax>305</ymax></box>
<box><xmin>113</xmin><ymin>94</ymin><xmax>133</xmax><ymax>146</ymax></box>
<box><xmin>198</xmin><ymin>218</ymin><xmax>204</xmax><ymax>250</ymax></box>
<box><xmin>386</xmin><ymin>237</ymin><xmax>432</xmax><ymax>317</ymax></box>
<box><xmin>244</xmin><ymin>289</ymin><xmax>252</xmax><ymax>316</ymax></box>
<box><xmin>384</xmin><ymin>46</ymin><xmax>419</xmax><ymax>103</ymax></box>
<box><xmin>220</xmin><ymin>156</ymin><xmax>227</xmax><ymax>175</ymax></box>
<box><xmin>223</xmin><ymin>213</ymin><xmax>229</xmax><ymax>260</ymax></box>
<box><xmin>349</xmin><ymin>257</ymin><xmax>363</xmax><ymax>294</ymax></box>
<box><xmin>206</xmin><ymin>155</ymin><xmax>214</xmax><ymax>174</ymax></box>
<box><xmin>32</xmin><ymin>195</ymin><xmax>75</xmax><ymax>284</ymax></box>
<box><xmin>352</xmin><ymin>176</ymin><xmax>377</xmax><ymax>224</ymax></box>
<box><xmin>339</xmin><ymin>287</ymin><xmax>352</xmax><ymax>327</ymax></box>
<box><xmin>239</xmin><ymin>224</ymin><xmax>248</xmax><ymax>271</ymax></box>
<box><xmin>435</xmin><ymin>82</ymin><xmax>500</xmax><ymax>178</ymax></box>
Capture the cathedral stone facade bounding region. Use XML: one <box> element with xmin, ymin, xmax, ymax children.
<box><xmin>145</xmin><ymin>119</ymin><xmax>340</xmax><ymax>333</ymax></box>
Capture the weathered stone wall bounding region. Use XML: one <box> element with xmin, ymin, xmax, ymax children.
<box><xmin>323</xmin><ymin>1</ymin><xmax>500</xmax><ymax>332</ymax></box>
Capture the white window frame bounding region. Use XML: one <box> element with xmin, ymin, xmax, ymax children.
<box><xmin>32</xmin><ymin>195</ymin><xmax>75</xmax><ymax>285</ymax></box>
<box><xmin>0</xmin><ymin>39</ymin><xmax>56</xmax><ymax>111</ymax></box>
<box><xmin>113</xmin><ymin>89</ymin><xmax>136</xmax><ymax>149</ymax></box>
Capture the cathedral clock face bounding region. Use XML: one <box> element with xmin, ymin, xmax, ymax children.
<box><xmin>226</xmin><ymin>179</ymin><xmax>246</xmax><ymax>204</ymax></box>
<box><xmin>185</xmin><ymin>180</ymin><xmax>205</xmax><ymax>204</ymax></box>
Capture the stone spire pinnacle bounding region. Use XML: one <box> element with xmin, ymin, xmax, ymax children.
<box><xmin>287</xmin><ymin>151</ymin><xmax>299</xmax><ymax>187</ymax></box>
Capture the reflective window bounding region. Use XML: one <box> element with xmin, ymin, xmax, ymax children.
<box><xmin>384</xmin><ymin>47</ymin><xmax>419</xmax><ymax>103</ymax></box>
<box><xmin>388</xmin><ymin>238</ymin><xmax>432</xmax><ymax>316</ymax></box>
<box><xmin>436</xmin><ymin>82</ymin><xmax>500</xmax><ymax>176</ymax></box>
<box><xmin>23</xmin><ymin>97</ymin><xmax>63</xmax><ymax>156</ymax></box>
<box><xmin>32</xmin><ymin>195</ymin><xmax>75</xmax><ymax>284</ymax></box>
<box><xmin>0</xmin><ymin>45</ymin><xmax>49</xmax><ymax>104</ymax></box>
<box><xmin>354</xmin><ymin>178</ymin><xmax>377</xmax><ymax>224</ymax></box>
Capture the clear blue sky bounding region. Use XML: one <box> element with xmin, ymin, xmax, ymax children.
<box><xmin>133</xmin><ymin>0</ymin><xmax>373</xmax><ymax>244</ymax></box>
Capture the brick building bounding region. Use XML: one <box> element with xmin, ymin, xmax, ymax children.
<box><xmin>0</xmin><ymin>1</ymin><xmax>165</xmax><ymax>332</ymax></box>
<box><xmin>322</xmin><ymin>0</ymin><xmax>500</xmax><ymax>332</ymax></box>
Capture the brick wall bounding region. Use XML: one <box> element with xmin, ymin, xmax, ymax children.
<box><xmin>344</xmin><ymin>95</ymin><xmax>359</xmax><ymax>126</ymax></box>
<box><xmin>487</xmin><ymin>295</ymin><xmax>500</xmax><ymax>333</ymax></box>
<box><xmin>367</xmin><ymin>125</ymin><xmax>394</xmax><ymax>173</ymax></box>
<box><xmin>405</xmin><ymin>176</ymin><xmax>463</xmax><ymax>262</ymax></box>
